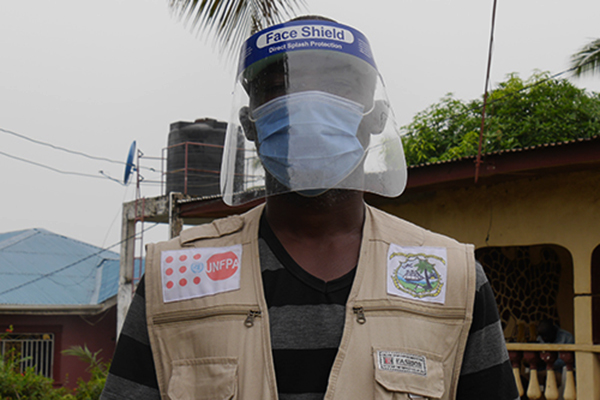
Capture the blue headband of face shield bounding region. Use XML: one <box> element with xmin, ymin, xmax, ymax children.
<box><xmin>238</xmin><ymin>19</ymin><xmax>378</xmax><ymax>79</ymax></box>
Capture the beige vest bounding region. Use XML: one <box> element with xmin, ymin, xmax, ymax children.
<box><xmin>145</xmin><ymin>204</ymin><xmax>476</xmax><ymax>400</ymax></box>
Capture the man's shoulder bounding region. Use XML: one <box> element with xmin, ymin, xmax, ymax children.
<box><xmin>150</xmin><ymin>204</ymin><xmax>265</xmax><ymax>250</ymax></box>
<box><xmin>556</xmin><ymin>328</ymin><xmax>575</xmax><ymax>344</ymax></box>
<box><xmin>367</xmin><ymin>205</ymin><xmax>469</xmax><ymax>249</ymax></box>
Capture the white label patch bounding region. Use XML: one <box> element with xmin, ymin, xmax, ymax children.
<box><xmin>376</xmin><ymin>351</ymin><xmax>427</xmax><ymax>376</ymax></box>
<box><xmin>387</xmin><ymin>245</ymin><xmax>448</xmax><ymax>304</ymax></box>
<box><xmin>161</xmin><ymin>245</ymin><xmax>242</xmax><ymax>303</ymax></box>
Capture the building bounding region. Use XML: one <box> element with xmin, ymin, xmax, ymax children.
<box><xmin>372</xmin><ymin>136</ymin><xmax>600</xmax><ymax>398</ymax></box>
<box><xmin>0</xmin><ymin>228</ymin><xmax>119</xmax><ymax>388</ymax></box>
<box><xmin>120</xmin><ymin>134</ymin><xmax>600</xmax><ymax>398</ymax></box>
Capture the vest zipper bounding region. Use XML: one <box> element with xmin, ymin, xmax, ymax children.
<box><xmin>244</xmin><ymin>310</ymin><xmax>262</xmax><ymax>327</ymax></box>
<box><xmin>153</xmin><ymin>306</ymin><xmax>262</xmax><ymax>327</ymax></box>
<box><xmin>353</xmin><ymin>307</ymin><xmax>367</xmax><ymax>324</ymax></box>
<box><xmin>352</xmin><ymin>304</ymin><xmax>465</xmax><ymax>324</ymax></box>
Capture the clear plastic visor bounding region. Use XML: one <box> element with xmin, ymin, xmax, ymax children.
<box><xmin>220</xmin><ymin>50</ymin><xmax>407</xmax><ymax>206</ymax></box>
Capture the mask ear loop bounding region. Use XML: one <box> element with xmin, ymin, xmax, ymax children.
<box><xmin>358</xmin><ymin>99</ymin><xmax>389</xmax><ymax>135</ymax></box>
<box><xmin>239</xmin><ymin>106</ymin><xmax>257</xmax><ymax>141</ymax></box>
<box><xmin>244</xmin><ymin>91</ymin><xmax>385</xmax><ymax>142</ymax></box>
<box><xmin>241</xmin><ymin>93</ymin><xmax>288</xmax><ymax>143</ymax></box>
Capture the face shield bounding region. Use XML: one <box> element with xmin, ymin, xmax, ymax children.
<box><xmin>221</xmin><ymin>19</ymin><xmax>407</xmax><ymax>206</ymax></box>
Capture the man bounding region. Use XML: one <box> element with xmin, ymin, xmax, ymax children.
<box><xmin>101</xmin><ymin>16</ymin><xmax>518</xmax><ymax>400</ymax></box>
<box><xmin>537</xmin><ymin>319</ymin><xmax>574</xmax><ymax>345</ymax></box>
<box><xmin>537</xmin><ymin>319</ymin><xmax>574</xmax><ymax>371</ymax></box>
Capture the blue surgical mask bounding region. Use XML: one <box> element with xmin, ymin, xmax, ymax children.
<box><xmin>252</xmin><ymin>91</ymin><xmax>366</xmax><ymax>192</ymax></box>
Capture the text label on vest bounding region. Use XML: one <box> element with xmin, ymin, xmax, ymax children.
<box><xmin>376</xmin><ymin>350</ymin><xmax>427</xmax><ymax>376</ymax></box>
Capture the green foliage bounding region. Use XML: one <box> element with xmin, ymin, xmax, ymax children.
<box><xmin>0</xmin><ymin>326</ymin><xmax>67</xmax><ymax>400</ymax></box>
<box><xmin>401</xmin><ymin>72</ymin><xmax>600</xmax><ymax>166</ymax></box>
<box><xmin>0</xmin><ymin>354</ymin><xmax>69</xmax><ymax>400</ymax></box>
<box><xmin>570</xmin><ymin>38</ymin><xmax>600</xmax><ymax>77</ymax></box>
<box><xmin>168</xmin><ymin>0</ymin><xmax>306</xmax><ymax>58</ymax></box>
<box><xmin>61</xmin><ymin>346</ymin><xmax>110</xmax><ymax>400</ymax></box>
<box><xmin>0</xmin><ymin>327</ymin><xmax>109</xmax><ymax>400</ymax></box>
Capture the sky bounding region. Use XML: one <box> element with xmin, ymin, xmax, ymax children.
<box><xmin>1</xmin><ymin>0</ymin><xmax>599</xmax><ymax>251</ymax></box>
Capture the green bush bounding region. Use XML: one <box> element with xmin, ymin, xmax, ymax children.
<box><xmin>0</xmin><ymin>356</ymin><xmax>69</xmax><ymax>399</ymax></box>
<box><xmin>401</xmin><ymin>72</ymin><xmax>600</xmax><ymax>166</ymax></box>
<box><xmin>62</xmin><ymin>345</ymin><xmax>110</xmax><ymax>400</ymax></box>
<box><xmin>0</xmin><ymin>327</ymin><xmax>109</xmax><ymax>400</ymax></box>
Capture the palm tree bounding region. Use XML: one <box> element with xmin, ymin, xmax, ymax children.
<box><xmin>167</xmin><ymin>0</ymin><xmax>306</xmax><ymax>58</ymax></box>
<box><xmin>570</xmin><ymin>38</ymin><xmax>600</xmax><ymax>77</ymax></box>
<box><xmin>415</xmin><ymin>259</ymin><xmax>436</xmax><ymax>290</ymax></box>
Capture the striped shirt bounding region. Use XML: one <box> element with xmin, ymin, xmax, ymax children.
<box><xmin>100</xmin><ymin>215</ymin><xmax>518</xmax><ymax>400</ymax></box>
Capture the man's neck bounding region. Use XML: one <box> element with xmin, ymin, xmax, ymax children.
<box><xmin>265</xmin><ymin>190</ymin><xmax>365</xmax><ymax>236</ymax></box>
<box><xmin>264</xmin><ymin>190</ymin><xmax>365</xmax><ymax>281</ymax></box>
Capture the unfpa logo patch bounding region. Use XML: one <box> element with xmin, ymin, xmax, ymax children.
<box><xmin>161</xmin><ymin>244</ymin><xmax>242</xmax><ymax>303</ymax></box>
<box><xmin>387</xmin><ymin>245</ymin><xmax>448</xmax><ymax>304</ymax></box>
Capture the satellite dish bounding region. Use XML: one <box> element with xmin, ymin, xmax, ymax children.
<box><xmin>123</xmin><ymin>141</ymin><xmax>136</xmax><ymax>185</ymax></box>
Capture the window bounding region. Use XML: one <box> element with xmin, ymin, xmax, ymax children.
<box><xmin>475</xmin><ymin>244</ymin><xmax>574</xmax><ymax>342</ymax></box>
<box><xmin>1</xmin><ymin>332</ymin><xmax>55</xmax><ymax>378</ymax></box>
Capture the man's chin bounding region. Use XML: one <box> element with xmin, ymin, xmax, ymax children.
<box><xmin>296</xmin><ymin>188</ymin><xmax>328</xmax><ymax>197</ymax></box>
<box><xmin>269</xmin><ymin>189</ymin><xmax>361</xmax><ymax>208</ymax></box>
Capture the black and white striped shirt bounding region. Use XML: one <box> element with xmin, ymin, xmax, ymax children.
<box><xmin>100</xmin><ymin>215</ymin><xmax>518</xmax><ymax>400</ymax></box>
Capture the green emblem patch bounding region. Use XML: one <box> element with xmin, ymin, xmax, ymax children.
<box><xmin>390</xmin><ymin>251</ymin><xmax>445</xmax><ymax>299</ymax></box>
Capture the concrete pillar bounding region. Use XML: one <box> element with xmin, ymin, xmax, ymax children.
<box><xmin>117</xmin><ymin>202</ymin><xmax>136</xmax><ymax>336</ymax></box>
<box><xmin>573</xmin><ymin>246</ymin><xmax>600</xmax><ymax>399</ymax></box>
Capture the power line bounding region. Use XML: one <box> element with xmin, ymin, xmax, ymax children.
<box><xmin>479</xmin><ymin>68</ymin><xmax>576</xmax><ymax>112</ymax></box>
<box><xmin>0</xmin><ymin>126</ymin><xmax>159</xmax><ymax>172</ymax></box>
<box><xmin>0</xmin><ymin>223</ymin><xmax>159</xmax><ymax>297</ymax></box>
<box><xmin>0</xmin><ymin>149</ymin><xmax>109</xmax><ymax>180</ymax></box>
<box><xmin>0</xmin><ymin>127</ymin><xmax>127</xmax><ymax>165</ymax></box>
<box><xmin>403</xmin><ymin>66</ymin><xmax>580</xmax><ymax>132</ymax></box>
<box><xmin>0</xmin><ymin>128</ymin><xmax>165</xmax><ymax>184</ymax></box>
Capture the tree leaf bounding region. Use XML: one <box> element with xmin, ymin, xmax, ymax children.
<box><xmin>168</xmin><ymin>0</ymin><xmax>307</xmax><ymax>59</ymax></box>
<box><xmin>401</xmin><ymin>72</ymin><xmax>600</xmax><ymax>166</ymax></box>
<box><xmin>570</xmin><ymin>38</ymin><xmax>600</xmax><ymax>78</ymax></box>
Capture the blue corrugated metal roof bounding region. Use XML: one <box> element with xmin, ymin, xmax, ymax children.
<box><xmin>97</xmin><ymin>259</ymin><xmax>120</xmax><ymax>304</ymax></box>
<box><xmin>0</xmin><ymin>228</ymin><xmax>120</xmax><ymax>306</ymax></box>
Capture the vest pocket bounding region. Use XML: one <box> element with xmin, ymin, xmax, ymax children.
<box><xmin>167</xmin><ymin>357</ymin><xmax>238</xmax><ymax>400</ymax></box>
<box><xmin>373</xmin><ymin>348</ymin><xmax>444</xmax><ymax>400</ymax></box>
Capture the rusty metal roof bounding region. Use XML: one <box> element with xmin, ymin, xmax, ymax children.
<box><xmin>159</xmin><ymin>136</ymin><xmax>600</xmax><ymax>219</ymax></box>
<box><xmin>408</xmin><ymin>136</ymin><xmax>600</xmax><ymax>169</ymax></box>
<box><xmin>400</xmin><ymin>136</ymin><xmax>600</xmax><ymax>194</ymax></box>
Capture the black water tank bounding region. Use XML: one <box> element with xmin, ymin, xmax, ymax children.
<box><xmin>166</xmin><ymin>118</ymin><xmax>227</xmax><ymax>197</ymax></box>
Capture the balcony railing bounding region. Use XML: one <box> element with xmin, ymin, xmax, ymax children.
<box><xmin>506</xmin><ymin>343</ymin><xmax>600</xmax><ymax>400</ymax></box>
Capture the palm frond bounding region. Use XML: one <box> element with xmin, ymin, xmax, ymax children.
<box><xmin>168</xmin><ymin>0</ymin><xmax>307</xmax><ymax>59</ymax></box>
<box><xmin>570</xmin><ymin>38</ymin><xmax>600</xmax><ymax>78</ymax></box>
